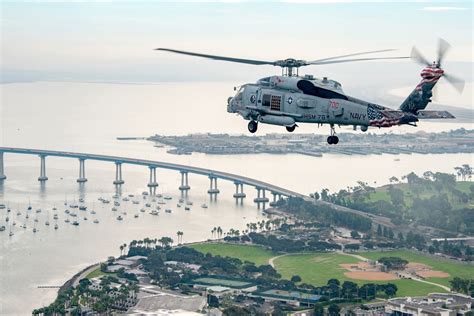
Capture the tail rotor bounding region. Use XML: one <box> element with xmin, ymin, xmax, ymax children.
<box><xmin>411</xmin><ymin>38</ymin><xmax>465</xmax><ymax>93</ymax></box>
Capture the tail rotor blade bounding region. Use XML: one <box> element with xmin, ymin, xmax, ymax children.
<box><xmin>411</xmin><ymin>46</ymin><xmax>431</xmax><ymax>66</ymax></box>
<box><xmin>437</xmin><ymin>38</ymin><xmax>451</xmax><ymax>66</ymax></box>
<box><xmin>443</xmin><ymin>73</ymin><xmax>465</xmax><ymax>93</ymax></box>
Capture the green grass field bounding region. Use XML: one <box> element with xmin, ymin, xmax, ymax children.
<box><xmin>190</xmin><ymin>243</ymin><xmax>474</xmax><ymax>297</ymax></box>
<box><xmin>85</xmin><ymin>267</ymin><xmax>117</xmax><ymax>279</ymax></box>
<box><xmin>273</xmin><ymin>253</ymin><xmax>446</xmax><ymax>296</ymax></box>
<box><xmin>359</xmin><ymin>250</ymin><xmax>474</xmax><ymax>287</ymax></box>
<box><xmin>189</xmin><ymin>243</ymin><xmax>275</xmax><ymax>266</ymax></box>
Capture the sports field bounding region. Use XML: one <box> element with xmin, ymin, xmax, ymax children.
<box><xmin>359</xmin><ymin>250</ymin><xmax>474</xmax><ymax>287</ymax></box>
<box><xmin>190</xmin><ymin>243</ymin><xmax>473</xmax><ymax>297</ymax></box>
<box><xmin>273</xmin><ymin>252</ymin><xmax>447</xmax><ymax>296</ymax></box>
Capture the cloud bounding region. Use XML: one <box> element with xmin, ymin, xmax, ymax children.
<box><xmin>420</xmin><ymin>6</ymin><xmax>468</xmax><ymax>11</ymax></box>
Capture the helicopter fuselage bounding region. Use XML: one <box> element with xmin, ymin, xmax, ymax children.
<box><xmin>227</xmin><ymin>75</ymin><xmax>407</xmax><ymax>132</ymax></box>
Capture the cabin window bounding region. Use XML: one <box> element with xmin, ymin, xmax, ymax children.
<box><xmin>271</xmin><ymin>95</ymin><xmax>281</xmax><ymax>111</ymax></box>
<box><xmin>262</xmin><ymin>94</ymin><xmax>271</xmax><ymax>106</ymax></box>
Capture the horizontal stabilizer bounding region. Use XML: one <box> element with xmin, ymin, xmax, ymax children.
<box><xmin>416</xmin><ymin>110</ymin><xmax>455</xmax><ymax>119</ymax></box>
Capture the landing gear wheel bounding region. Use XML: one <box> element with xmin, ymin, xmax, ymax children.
<box><xmin>327</xmin><ymin>124</ymin><xmax>339</xmax><ymax>145</ymax></box>
<box><xmin>286</xmin><ymin>125</ymin><xmax>296</xmax><ymax>133</ymax></box>
<box><xmin>248</xmin><ymin>120</ymin><xmax>258</xmax><ymax>133</ymax></box>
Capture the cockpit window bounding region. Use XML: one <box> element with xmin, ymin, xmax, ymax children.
<box><xmin>234</xmin><ymin>87</ymin><xmax>245</xmax><ymax>101</ymax></box>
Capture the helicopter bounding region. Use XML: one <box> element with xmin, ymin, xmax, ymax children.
<box><xmin>157</xmin><ymin>39</ymin><xmax>464</xmax><ymax>144</ymax></box>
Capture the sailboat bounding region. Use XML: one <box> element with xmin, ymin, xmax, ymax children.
<box><xmin>9</xmin><ymin>225</ymin><xmax>14</xmax><ymax>237</ymax></box>
<box><xmin>33</xmin><ymin>221</ymin><xmax>38</xmax><ymax>233</ymax></box>
<box><xmin>54</xmin><ymin>219</ymin><xmax>59</xmax><ymax>230</ymax></box>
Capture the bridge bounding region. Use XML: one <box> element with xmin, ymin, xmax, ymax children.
<box><xmin>0</xmin><ymin>147</ymin><xmax>305</xmax><ymax>204</ymax></box>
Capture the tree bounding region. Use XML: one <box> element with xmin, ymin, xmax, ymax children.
<box><xmin>328</xmin><ymin>304</ymin><xmax>340</xmax><ymax>316</ymax></box>
<box><xmin>314</xmin><ymin>303</ymin><xmax>324</xmax><ymax>316</ymax></box>
<box><xmin>291</xmin><ymin>275</ymin><xmax>302</xmax><ymax>283</ymax></box>
<box><xmin>377</xmin><ymin>224</ymin><xmax>383</xmax><ymax>236</ymax></box>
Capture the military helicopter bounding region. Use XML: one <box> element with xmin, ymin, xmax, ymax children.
<box><xmin>157</xmin><ymin>39</ymin><xmax>464</xmax><ymax>144</ymax></box>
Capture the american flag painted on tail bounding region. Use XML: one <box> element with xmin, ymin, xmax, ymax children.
<box><xmin>368</xmin><ymin>105</ymin><xmax>400</xmax><ymax>127</ymax></box>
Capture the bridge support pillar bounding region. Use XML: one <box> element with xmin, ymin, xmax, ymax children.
<box><xmin>113</xmin><ymin>162</ymin><xmax>125</xmax><ymax>185</ymax></box>
<box><xmin>233</xmin><ymin>181</ymin><xmax>246</xmax><ymax>203</ymax></box>
<box><xmin>253</xmin><ymin>187</ymin><xmax>269</xmax><ymax>203</ymax></box>
<box><xmin>0</xmin><ymin>152</ymin><xmax>6</xmax><ymax>180</ymax></box>
<box><xmin>77</xmin><ymin>158</ymin><xmax>88</xmax><ymax>183</ymax></box>
<box><xmin>38</xmin><ymin>155</ymin><xmax>48</xmax><ymax>181</ymax></box>
<box><xmin>207</xmin><ymin>176</ymin><xmax>220</xmax><ymax>196</ymax></box>
<box><xmin>179</xmin><ymin>171</ymin><xmax>191</xmax><ymax>192</ymax></box>
<box><xmin>269</xmin><ymin>192</ymin><xmax>281</xmax><ymax>207</ymax></box>
<box><xmin>147</xmin><ymin>166</ymin><xmax>159</xmax><ymax>195</ymax></box>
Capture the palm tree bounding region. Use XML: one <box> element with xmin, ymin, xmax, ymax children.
<box><xmin>123</xmin><ymin>243</ymin><xmax>127</xmax><ymax>256</ymax></box>
<box><xmin>119</xmin><ymin>244</ymin><xmax>124</xmax><ymax>256</ymax></box>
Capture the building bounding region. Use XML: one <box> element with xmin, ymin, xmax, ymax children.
<box><xmin>249</xmin><ymin>289</ymin><xmax>321</xmax><ymax>307</ymax></box>
<box><xmin>386</xmin><ymin>293</ymin><xmax>472</xmax><ymax>316</ymax></box>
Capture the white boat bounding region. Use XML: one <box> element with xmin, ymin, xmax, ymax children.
<box><xmin>132</xmin><ymin>200</ymin><xmax>140</xmax><ymax>204</ymax></box>
<box><xmin>93</xmin><ymin>219</ymin><xmax>99</xmax><ymax>224</ymax></box>
<box><xmin>157</xmin><ymin>200</ymin><xmax>166</xmax><ymax>205</ymax></box>
<box><xmin>201</xmin><ymin>203</ymin><xmax>208</xmax><ymax>209</ymax></box>
<box><xmin>142</xmin><ymin>191</ymin><xmax>148</xmax><ymax>196</ymax></box>
<box><xmin>0</xmin><ymin>226</ymin><xmax>5</xmax><ymax>231</ymax></box>
<box><xmin>53</xmin><ymin>214</ymin><xmax>58</xmax><ymax>219</ymax></box>
<box><xmin>177</xmin><ymin>204</ymin><xmax>182</xmax><ymax>208</ymax></box>
<box><xmin>140</xmin><ymin>208</ymin><xmax>146</xmax><ymax>212</ymax></box>
<box><xmin>72</xmin><ymin>221</ymin><xmax>79</xmax><ymax>226</ymax></box>
<box><xmin>114</xmin><ymin>201</ymin><xmax>120</xmax><ymax>206</ymax></box>
<box><xmin>150</xmin><ymin>210</ymin><xmax>159</xmax><ymax>216</ymax></box>
<box><xmin>0</xmin><ymin>204</ymin><xmax>6</xmax><ymax>209</ymax></box>
<box><xmin>34</xmin><ymin>218</ymin><xmax>39</xmax><ymax>223</ymax></box>
<box><xmin>151</xmin><ymin>198</ymin><xmax>157</xmax><ymax>202</ymax></box>
<box><xmin>112</xmin><ymin>194</ymin><xmax>119</xmax><ymax>199</ymax></box>
<box><xmin>90</xmin><ymin>210</ymin><xmax>96</xmax><ymax>214</ymax></box>
<box><xmin>116</xmin><ymin>215</ymin><xmax>123</xmax><ymax>221</ymax></box>
<box><xmin>16</xmin><ymin>211</ymin><xmax>21</xmax><ymax>216</ymax></box>
<box><xmin>45</xmin><ymin>221</ymin><xmax>50</xmax><ymax>226</ymax></box>
<box><xmin>12</xmin><ymin>221</ymin><xmax>16</xmax><ymax>226</ymax></box>
<box><xmin>5</xmin><ymin>216</ymin><xmax>9</xmax><ymax>222</ymax></box>
<box><xmin>79</xmin><ymin>206</ymin><xmax>87</xmax><ymax>211</ymax></box>
<box><xmin>134</xmin><ymin>214</ymin><xmax>139</xmax><ymax>218</ymax></box>
<box><xmin>25</xmin><ymin>214</ymin><xmax>29</xmax><ymax>219</ymax></box>
<box><xmin>102</xmin><ymin>199</ymin><xmax>110</xmax><ymax>204</ymax></box>
<box><xmin>79</xmin><ymin>198</ymin><xmax>84</xmax><ymax>203</ymax></box>
<box><xmin>112</xmin><ymin>207</ymin><xmax>118</xmax><ymax>212</ymax></box>
<box><xmin>165</xmin><ymin>209</ymin><xmax>172</xmax><ymax>213</ymax></box>
<box><xmin>35</xmin><ymin>208</ymin><xmax>42</xmax><ymax>213</ymax></box>
<box><xmin>70</xmin><ymin>213</ymin><xmax>77</xmax><ymax>217</ymax></box>
<box><xmin>52</xmin><ymin>207</ymin><xmax>57</xmax><ymax>211</ymax></box>
<box><xmin>54</xmin><ymin>224</ymin><xmax>58</xmax><ymax>230</ymax></box>
<box><xmin>123</xmin><ymin>197</ymin><xmax>130</xmax><ymax>202</ymax></box>
<box><xmin>186</xmin><ymin>201</ymin><xmax>193</xmax><ymax>206</ymax></box>
<box><xmin>184</xmin><ymin>206</ymin><xmax>191</xmax><ymax>211</ymax></box>
<box><xmin>65</xmin><ymin>217</ymin><xmax>70</xmax><ymax>223</ymax></box>
<box><xmin>122</xmin><ymin>211</ymin><xmax>127</xmax><ymax>215</ymax></box>
<box><xmin>128</xmin><ymin>194</ymin><xmax>134</xmax><ymax>197</ymax></box>
<box><xmin>83</xmin><ymin>217</ymin><xmax>88</xmax><ymax>221</ymax></box>
<box><xmin>64</xmin><ymin>209</ymin><xmax>70</xmax><ymax>214</ymax></box>
<box><xmin>178</xmin><ymin>198</ymin><xmax>184</xmax><ymax>203</ymax></box>
<box><xmin>156</xmin><ymin>194</ymin><xmax>163</xmax><ymax>198</ymax></box>
<box><xmin>33</xmin><ymin>227</ymin><xmax>37</xmax><ymax>233</ymax></box>
<box><xmin>145</xmin><ymin>203</ymin><xmax>151</xmax><ymax>207</ymax></box>
<box><xmin>164</xmin><ymin>195</ymin><xmax>172</xmax><ymax>200</ymax></box>
<box><xmin>9</xmin><ymin>230</ymin><xmax>14</xmax><ymax>237</ymax></box>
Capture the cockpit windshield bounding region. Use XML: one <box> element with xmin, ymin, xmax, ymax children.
<box><xmin>234</xmin><ymin>86</ymin><xmax>245</xmax><ymax>101</ymax></box>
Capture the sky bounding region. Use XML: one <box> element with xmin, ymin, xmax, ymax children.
<box><xmin>0</xmin><ymin>0</ymin><xmax>472</xmax><ymax>84</ymax></box>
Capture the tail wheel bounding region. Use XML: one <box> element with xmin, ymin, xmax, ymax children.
<box><xmin>248</xmin><ymin>120</ymin><xmax>258</xmax><ymax>133</ymax></box>
<box><xmin>286</xmin><ymin>125</ymin><xmax>296</xmax><ymax>132</ymax></box>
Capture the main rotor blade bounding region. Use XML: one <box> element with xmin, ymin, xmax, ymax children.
<box><xmin>437</xmin><ymin>38</ymin><xmax>451</xmax><ymax>66</ymax></box>
<box><xmin>443</xmin><ymin>73</ymin><xmax>465</xmax><ymax>93</ymax></box>
<box><xmin>411</xmin><ymin>47</ymin><xmax>431</xmax><ymax>66</ymax></box>
<box><xmin>307</xmin><ymin>56</ymin><xmax>409</xmax><ymax>65</ymax></box>
<box><xmin>307</xmin><ymin>49</ymin><xmax>397</xmax><ymax>63</ymax></box>
<box><xmin>156</xmin><ymin>48</ymin><xmax>275</xmax><ymax>66</ymax></box>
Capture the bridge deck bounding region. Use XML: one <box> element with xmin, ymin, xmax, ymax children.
<box><xmin>0</xmin><ymin>147</ymin><xmax>304</xmax><ymax>198</ymax></box>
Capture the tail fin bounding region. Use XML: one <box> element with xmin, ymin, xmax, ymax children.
<box><xmin>399</xmin><ymin>66</ymin><xmax>443</xmax><ymax>114</ymax></box>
